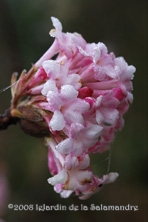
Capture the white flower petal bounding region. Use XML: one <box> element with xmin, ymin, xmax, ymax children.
<box><xmin>46</xmin><ymin>91</ymin><xmax>62</xmax><ymax>110</ymax></box>
<box><xmin>79</xmin><ymin>154</ymin><xmax>90</xmax><ymax>170</ymax></box>
<box><xmin>50</xmin><ymin>17</ymin><xmax>63</xmax><ymax>38</ymax></box>
<box><xmin>42</xmin><ymin>60</ymin><xmax>60</xmax><ymax>77</ymax></box>
<box><xmin>47</xmin><ymin>169</ymin><xmax>67</xmax><ymax>185</ymax></box>
<box><xmin>49</xmin><ymin>110</ymin><xmax>65</xmax><ymax>131</ymax></box>
<box><xmin>61</xmin><ymin>85</ymin><xmax>78</xmax><ymax>100</ymax></box>
<box><xmin>60</xmin><ymin>190</ymin><xmax>73</xmax><ymax>198</ymax></box>
<box><xmin>103</xmin><ymin>172</ymin><xmax>119</xmax><ymax>184</ymax></box>
<box><xmin>76</xmin><ymin>170</ymin><xmax>93</xmax><ymax>183</ymax></box>
<box><xmin>72</xmin><ymin>140</ymin><xmax>83</xmax><ymax>156</ymax></box>
<box><xmin>66</xmin><ymin>74</ymin><xmax>81</xmax><ymax>90</ymax></box>
<box><xmin>65</xmin><ymin>155</ymin><xmax>79</xmax><ymax>169</ymax></box>
<box><xmin>56</xmin><ymin>138</ymin><xmax>73</xmax><ymax>154</ymax></box>
<box><xmin>41</xmin><ymin>79</ymin><xmax>57</xmax><ymax>96</ymax></box>
<box><xmin>103</xmin><ymin>108</ymin><xmax>119</xmax><ymax>125</ymax></box>
<box><xmin>86</xmin><ymin>124</ymin><xmax>103</xmax><ymax>139</ymax></box>
<box><xmin>96</xmin><ymin>110</ymin><xmax>104</xmax><ymax>124</ymax></box>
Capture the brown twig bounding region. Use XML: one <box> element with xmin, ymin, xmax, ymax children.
<box><xmin>0</xmin><ymin>109</ymin><xmax>18</xmax><ymax>131</ymax></box>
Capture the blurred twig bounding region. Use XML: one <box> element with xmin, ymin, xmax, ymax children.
<box><xmin>0</xmin><ymin>109</ymin><xmax>18</xmax><ymax>131</ymax></box>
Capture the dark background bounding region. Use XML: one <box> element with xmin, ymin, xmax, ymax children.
<box><xmin>0</xmin><ymin>0</ymin><xmax>147</xmax><ymax>221</ymax></box>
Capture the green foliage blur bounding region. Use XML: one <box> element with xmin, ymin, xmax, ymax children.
<box><xmin>0</xmin><ymin>0</ymin><xmax>147</xmax><ymax>221</ymax></box>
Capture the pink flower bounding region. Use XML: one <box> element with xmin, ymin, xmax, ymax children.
<box><xmin>47</xmin><ymin>138</ymin><xmax>119</xmax><ymax>199</ymax></box>
<box><xmin>10</xmin><ymin>17</ymin><xmax>135</xmax><ymax>199</ymax></box>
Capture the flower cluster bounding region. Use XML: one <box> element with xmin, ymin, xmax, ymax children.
<box><xmin>10</xmin><ymin>17</ymin><xmax>135</xmax><ymax>199</ymax></box>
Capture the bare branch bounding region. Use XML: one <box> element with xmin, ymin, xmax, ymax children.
<box><xmin>0</xmin><ymin>109</ymin><xmax>18</xmax><ymax>130</ymax></box>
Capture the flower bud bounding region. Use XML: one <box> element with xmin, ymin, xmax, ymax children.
<box><xmin>11</xmin><ymin>106</ymin><xmax>50</xmax><ymax>137</ymax></box>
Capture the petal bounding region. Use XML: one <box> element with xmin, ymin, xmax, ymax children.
<box><xmin>96</xmin><ymin>110</ymin><xmax>104</xmax><ymax>124</ymax></box>
<box><xmin>69</xmin><ymin>123</ymin><xmax>85</xmax><ymax>138</ymax></box>
<box><xmin>56</xmin><ymin>138</ymin><xmax>73</xmax><ymax>154</ymax></box>
<box><xmin>79</xmin><ymin>154</ymin><xmax>90</xmax><ymax>170</ymax></box>
<box><xmin>29</xmin><ymin>84</ymin><xmax>44</xmax><ymax>95</ymax></box>
<box><xmin>42</xmin><ymin>60</ymin><xmax>60</xmax><ymax>77</ymax></box>
<box><xmin>103</xmin><ymin>108</ymin><xmax>119</xmax><ymax>125</ymax></box>
<box><xmin>67</xmin><ymin>98</ymin><xmax>90</xmax><ymax>113</ymax></box>
<box><xmin>76</xmin><ymin>170</ymin><xmax>93</xmax><ymax>183</ymax></box>
<box><xmin>49</xmin><ymin>110</ymin><xmax>65</xmax><ymax>131</ymax></box>
<box><xmin>103</xmin><ymin>172</ymin><xmax>119</xmax><ymax>184</ymax></box>
<box><xmin>96</xmin><ymin>96</ymin><xmax>103</xmax><ymax>106</ymax></box>
<box><xmin>46</xmin><ymin>91</ymin><xmax>62</xmax><ymax>111</ymax></box>
<box><xmin>63</xmin><ymin>109</ymin><xmax>84</xmax><ymax>125</ymax></box>
<box><xmin>48</xmin><ymin>148</ymin><xmax>59</xmax><ymax>175</ymax></box>
<box><xmin>66</xmin><ymin>74</ymin><xmax>82</xmax><ymax>90</ymax></box>
<box><xmin>85</xmin><ymin>124</ymin><xmax>103</xmax><ymax>139</ymax></box>
<box><xmin>61</xmin><ymin>85</ymin><xmax>78</xmax><ymax>100</ymax></box>
<box><xmin>47</xmin><ymin>169</ymin><xmax>67</xmax><ymax>185</ymax></box>
<box><xmin>47</xmin><ymin>138</ymin><xmax>65</xmax><ymax>166</ymax></box>
<box><xmin>65</xmin><ymin>155</ymin><xmax>79</xmax><ymax>169</ymax></box>
<box><xmin>41</xmin><ymin>79</ymin><xmax>57</xmax><ymax>96</ymax></box>
<box><xmin>71</xmin><ymin>140</ymin><xmax>84</xmax><ymax>156</ymax></box>
<box><xmin>60</xmin><ymin>190</ymin><xmax>73</xmax><ymax>198</ymax></box>
<box><xmin>50</xmin><ymin>17</ymin><xmax>63</xmax><ymax>38</ymax></box>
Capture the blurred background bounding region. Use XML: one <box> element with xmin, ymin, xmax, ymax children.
<box><xmin>0</xmin><ymin>0</ymin><xmax>147</xmax><ymax>221</ymax></box>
